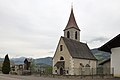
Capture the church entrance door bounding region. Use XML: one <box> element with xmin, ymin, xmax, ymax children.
<box><xmin>60</xmin><ymin>67</ymin><xmax>64</xmax><ymax>75</ymax></box>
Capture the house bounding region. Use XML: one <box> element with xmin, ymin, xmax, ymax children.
<box><xmin>99</xmin><ymin>58</ymin><xmax>110</xmax><ymax>69</ymax></box>
<box><xmin>11</xmin><ymin>64</ymin><xmax>24</xmax><ymax>75</ymax></box>
<box><xmin>99</xmin><ymin>34</ymin><xmax>120</xmax><ymax>77</ymax></box>
<box><xmin>24</xmin><ymin>58</ymin><xmax>32</xmax><ymax>70</ymax></box>
<box><xmin>53</xmin><ymin>7</ymin><xmax>97</xmax><ymax>75</ymax></box>
<box><xmin>10</xmin><ymin>58</ymin><xmax>32</xmax><ymax>75</ymax></box>
<box><xmin>99</xmin><ymin>58</ymin><xmax>111</xmax><ymax>75</ymax></box>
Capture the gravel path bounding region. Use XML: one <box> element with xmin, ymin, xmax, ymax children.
<box><xmin>0</xmin><ymin>74</ymin><xmax>120</xmax><ymax>80</ymax></box>
<box><xmin>0</xmin><ymin>74</ymin><xmax>78</xmax><ymax>80</ymax></box>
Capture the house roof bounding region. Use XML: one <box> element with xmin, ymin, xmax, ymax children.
<box><xmin>62</xmin><ymin>37</ymin><xmax>97</xmax><ymax>60</ymax></box>
<box><xmin>64</xmin><ymin>7</ymin><xmax>80</xmax><ymax>31</ymax></box>
<box><xmin>99</xmin><ymin>58</ymin><xmax>110</xmax><ymax>65</ymax></box>
<box><xmin>98</xmin><ymin>34</ymin><xmax>120</xmax><ymax>52</ymax></box>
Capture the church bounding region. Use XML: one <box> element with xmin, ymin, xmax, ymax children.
<box><xmin>53</xmin><ymin>7</ymin><xmax>97</xmax><ymax>75</ymax></box>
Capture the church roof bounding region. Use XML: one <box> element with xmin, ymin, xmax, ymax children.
<box><xmin>98</xmin><ymin>34</ymin><xmax>120</xmax><ymax>52</ymax></box>
<box><xmin>54</xmin><ymin>61</ymin><xmax>65</xmax><ymax>68</ymax></box>
<box><xmin>64</xmin><ymin>7</ymin><xmax>80</xmax><ymax>31</ymax></box>
<box><xmin>62</xmin><ymin>37</ymin><xmax>96</xmax><ymax>60</ymax></box>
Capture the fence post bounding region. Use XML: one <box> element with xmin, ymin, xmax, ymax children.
<box><xmin>80</xmin><ymin>68</ymin><xmax>82</xmax><ymax>79</ymax></box>
<box><xmin>92</xmin><ymin>68</ymin><xmax>93</xmax><ymax>79</ymax></box>
<box><xmin>39</xmin><ymin>65</ymin><xmax>41</xmax><ymax>76</ymax></box>
<box><xmin>30</xmin><ymin>65</ymin><xmax>32</xmax><ymax>75</ymax></box>
<box><xmin>112</xmin><ymin>67</ymin><xmax>114</xmax><ymax>76</ymax></box>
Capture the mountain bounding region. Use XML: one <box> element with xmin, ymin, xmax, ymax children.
<box><xmin>35</xmin><ymin>57</ymin><xmax>52</xmax><ymax>66</ymax></box>
<box><xmin>0</xmin><ymin>58</ymin><xmax>4</xmax><ymax>61</ymax></box>
<box><xmin>10</xmin><ymin>57</ymin><xmax>52</xmax><ymax>66</ymax></box>
<box><xmin>11</xmin><ymin>57</ymin><xmax>26</xmax><ymax>64</ymax></box>
<box><xmin>91</xmin><ymin>48</ymin><xmax>110</xmax><ymax>61</ymax></box>
<box><xmin>1</xmin><ymin>48</ymin><xmax>109</xmax><ymax>66</ymax></box>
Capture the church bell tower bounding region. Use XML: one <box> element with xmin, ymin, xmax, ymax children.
<box><xmin>64</xmin><ymin>6</ymin><xmax>80</xmax><ymax>41</ymax></box>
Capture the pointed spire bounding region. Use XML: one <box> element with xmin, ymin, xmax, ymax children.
<box><xmin>64</xmin><ymin>5</ymin><xmax>80</xmax><ymax>31</ymax></box>
<box><xmin>71</xmin><ymin>2</ymin><xmax>73</xmax><ymax>9</ymax></box>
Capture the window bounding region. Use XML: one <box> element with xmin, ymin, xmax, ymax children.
<box><xmin>80</xmin><ymin>63</ymin><xmax>84</xmax><ymax>67</ymax></box>
<box><xmin>75</xmin><ymin>31</ymin><xmax>77</xmax><ymax>39</ymax></box>
<box><xmin>67</xmin><ymin>31</ymin><xmax>70</xmax><ymax>38</ymax></box>
<box><xmin>55</xmin><ymin>70</ymin><xmax>57</xmax><ymax>73</ymax></box>
<box><xmin>66</xmin><ymin>70</ymin><xmax>69</xmax><ymax>74</ymax></box>
<box><xmin>60</xmin><ymin>45</ymin><xmax>63</xmax><ymax>51</ymax></box>
<box><xmin>60</xmin><ymin>56</ymin><xmax>64</xmax><ymax>60</ymax></box>
<box><xmin>85</xmin><ymin>64</ymin><xmax>90</xmax><ymax>67</ymax></box>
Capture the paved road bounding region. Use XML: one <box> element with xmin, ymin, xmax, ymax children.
<box><xmin>0</xmin><ymin>74</ymin><xmax>120</xmax><ymax>80</ymax></box>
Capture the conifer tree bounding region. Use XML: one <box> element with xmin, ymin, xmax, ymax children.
<box><xmin>2</xmin><ymin>54</ymin><xmax>10</xmax><ymax>74</ymax></box>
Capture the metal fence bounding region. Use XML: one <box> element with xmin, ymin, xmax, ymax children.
<box><xmin>10</xmin><ymin>66</ymin><xmax>114</xmax><ymax>79</ymax></box>
<box><xmin>31</xmin><ymin>66</ymin><xmax>52</xmax><ymax>76</ymax></box>
<box><xmin>30</xmin><ymin>67</ymin><xmax>113</xmax><ymax>76</ymax></box>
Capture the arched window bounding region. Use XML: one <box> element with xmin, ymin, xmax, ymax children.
<box><xmin>85</xmin><ymin>64</ymin><xmax>90</xmax><ymax>67</ymax></box>
<box><xmin>60</xmin><ymin>45</ymin><xmax>63</xmax><ymax>51</ymax></box>
<box><xmin>67</xmin><ymin>31</ymin><xmax>70</xmax><ymax>38</ymax></box>
<box><xmin>75</xmin><ymin>31</ymin><xmax>77</xmax><ymax>39</ymax></box>
<box><xmin>60</xmin><ymin>56</ymin><xmax>64</xmax><ymax>60</ymax></box>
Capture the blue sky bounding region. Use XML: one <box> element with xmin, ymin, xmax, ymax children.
<box><xmin>0</xmin><ymin>0</ymin><xmax>119</xmax><ymax>58</ymax></box>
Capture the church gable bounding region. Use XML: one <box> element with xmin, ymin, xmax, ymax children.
<box><xmin>53</xmin><ymin>37</ymin><xmax>72</xmax><ymax>63</ymax></box>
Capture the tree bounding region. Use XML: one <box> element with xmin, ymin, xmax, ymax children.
<box><xmin>2</xmin><ymin>54</ymin><xmax>10</xmax><ymax>74</ymax></box>
<box><xmin>30</xmin><ymin>59</ymin><xmax>36</xmax><ymax>72</ymax></box>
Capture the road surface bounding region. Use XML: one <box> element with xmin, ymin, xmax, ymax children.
<box><xmin>0</xmin><ymin>74</ymin><xmax>119</xmax><ymax>80</ymax></box>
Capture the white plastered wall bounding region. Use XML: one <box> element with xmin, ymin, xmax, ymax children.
<box><xmin>111</xmin><ymin>47</ymin><xmax>120</xmax><ymax>77</ymax></box>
